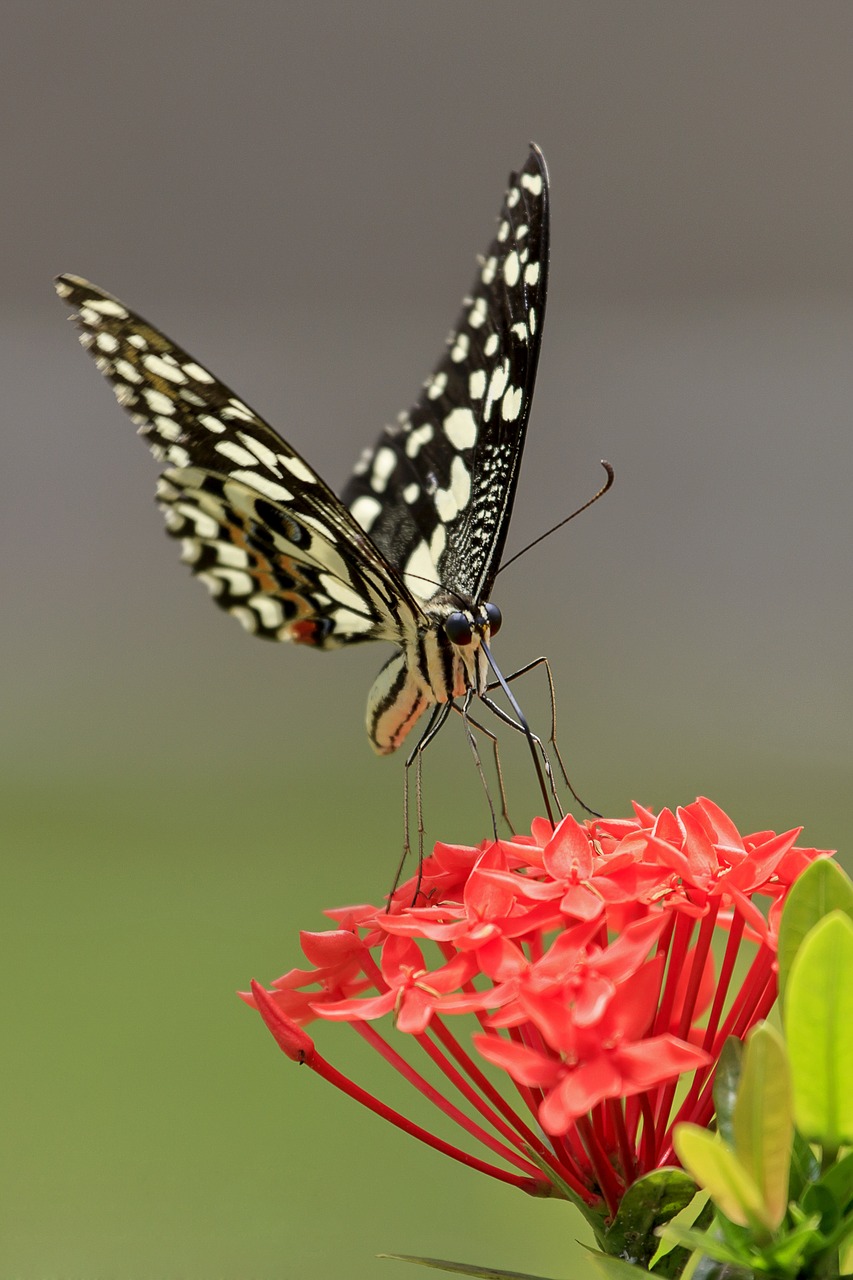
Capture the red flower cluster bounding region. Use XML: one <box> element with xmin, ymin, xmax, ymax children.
<box><xmin>244</xmin><ymin>799</ymin><xmax>827</xmax><ymax>1214</ymax></box>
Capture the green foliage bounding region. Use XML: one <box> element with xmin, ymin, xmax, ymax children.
<box><xmin>602</xmin><ymin>1170</ymin><xmax>701</xmax><ymax>1274</ymax></box>
<box><xmin>785</xmin><ymin>912</ymin><xmax>853</xmax><ymax>1155</ymax></box>
<box><xmin>664</xmin><ymin>857</ymin><xmax>853</xmax><ymax>1279</ymax></box>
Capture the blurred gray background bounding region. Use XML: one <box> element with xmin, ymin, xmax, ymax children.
<box><xmin>3</xmin><ymin>3</ymin><xmax>852</xmax><ymax>1277</ymax></box>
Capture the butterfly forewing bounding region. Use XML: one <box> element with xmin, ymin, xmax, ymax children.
<box><xmin>56</xmin><ymin>144</ymin><xmax>552</xmax><ymax>757</ymax></box>
<box><xmin>55</xmin><ymin>274</ymin><xmax>420</xmax><ymax>648</ymax></box>
<box><xmin>341</xmin><ymin>144</ymin><xmax>549</xmax><ymax>604</ymax></box>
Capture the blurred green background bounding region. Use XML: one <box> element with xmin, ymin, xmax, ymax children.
<box><xmin>3</xmin><ymin>3</ymin><xmax>852</xmax><ymax>1276</ymax></box>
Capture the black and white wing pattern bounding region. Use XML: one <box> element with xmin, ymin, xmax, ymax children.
<box><xmin>343</xmin><ymin>144</ymin><xmax>549</xmax><ymax>604</ymax></box>
<box><xmin>55</xmin><ymin>273</ymin><xmax>424</xmax><ymax>652</ymax></box>
<box><xmin>56</xmin><ymin>144</ymin><xmax>551</xmax><ymax>756</ymax></box>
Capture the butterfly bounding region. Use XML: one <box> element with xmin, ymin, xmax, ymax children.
<box><xmin>56</xmin><ymin>144</ymin><xmax>551</xmax><ymax>782</ymax></box>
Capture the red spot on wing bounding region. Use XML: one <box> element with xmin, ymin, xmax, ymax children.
<box><xmin>291</xmin><ymin>620</ymin><xmax>324</xmax><ymax>646</ymax></box>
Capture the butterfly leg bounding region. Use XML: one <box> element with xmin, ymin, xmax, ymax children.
<box><xmin>457</xmin><ymin>689</ymin><xmax>501</xmax><ymax>842</ymax></box>
<box><xmin>485</xmin><ymin>655</ymin><xmax>600</xmax><ymax>817</ymax></box>
<box><xmin>478</xmin><ymin>641</ymin><xmax>557</xmax><ymax>825</ymax></box>
<box><xmin>393</xmin><ymin>699</ymin><xmax>455</xmax><ymax>903</ymax></box>
<box><xmin>451</xmin><ymin>702</ymin><xmax>515</xmax><ymax>835</ymax></box>
<box><xmin>477</xmin><ymin>693</ymin><xmax>565</xmax><ymax>822</ymax></box>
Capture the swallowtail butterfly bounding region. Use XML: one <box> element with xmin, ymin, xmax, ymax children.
<box><xmin>56</xmin><ymin>145</ymin><xmax>550</xmax><ymax>767</ymax></box>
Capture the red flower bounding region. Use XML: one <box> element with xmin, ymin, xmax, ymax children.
<box><xmin>242</xmin><ymin>799</ymin><xmax>830</xmax><ymax>1219</ymax></box>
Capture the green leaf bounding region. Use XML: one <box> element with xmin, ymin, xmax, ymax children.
<box><xmin>378</xmin><ymin>1257</ymin><xmax>557</xmax><ymax>1280</ymax></box>
<box><xmin>602</xmin><ymin>1168</ymin><xmax>699</xmax><ymax>1270</ymax></box>
<box><xmin>673</xmin><ymin>1126</ymin><xmax>771</xmax><ymax>1232</ymax></box>
<box><xmin>762</xmin><ymin>1212</ymin><xmax>823</xmax><ymax>1271</ymax></box>
<box><xmin>788</xmin><ymin>1129</ymin><xmax>821</xmax><ymax>1201</ymax></box>
<box><xmin>785</xmin><ymin>911</ymin><xmax>853</xmax><ymax>1151</ymax></box>
<box><xmin>653</xmin><ymin>1222</ymin><xmax>749</xmax><ymax>1271</ymax></box>
<box><xmin>816</xmin><ymin>1149</ymin><xmax>853</xmax><ymax>1213</ymax></box>
<box><xmin>648</xmin><ymin>1190</ymin><xmax>712</xmax><ymax>1272</ymax></box>
<box><xmin>778</xmin><ymin>858</ymin><xmax>853</xmax><ymax>1004</ymax></box>
<box><xmin>733</xmin><ymin>1023</ymin><xmax>793</xmax><ymax>1230</ymax></box>
<box><xmin>713</xmin><ymin>1038</ymin><xmax>743</xmax><ymax>1147</ymax></box>
<box><xmin>583</xmin><ymin>1248</ymin><xmax>661</xmax><ymax>1280</ymax></box>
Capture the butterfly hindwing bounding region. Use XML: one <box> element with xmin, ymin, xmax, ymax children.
<box><xmin>341</xmin><ymin>144</ymin><xmax>549</xmax><ymax>605</ymax></box>
<box><xmin>55</xmin><ymin>274</ymin><xmax>421</xmax><ymax>648</ymax></box>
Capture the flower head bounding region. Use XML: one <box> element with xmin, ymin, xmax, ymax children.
<box><xmin>243</xmin><ymin>798</ymin><xmax>829</xmax><ymax>1220</ymax></box>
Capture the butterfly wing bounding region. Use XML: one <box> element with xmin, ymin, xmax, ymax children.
<box><xmin>55</xmin><ymin>274</ymin><xmax>424</xmax><ymax>649</ymax></box>
<box><xmin>341</xmin><ymin>144</ymin><xmax>549</xmax><ymax>605</ymax></box>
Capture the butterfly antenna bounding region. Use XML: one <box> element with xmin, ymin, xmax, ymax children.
<box><xmin>498</xmin><ymin>461</ymin><xmax>614</xmax><ymax>575</ymax></box>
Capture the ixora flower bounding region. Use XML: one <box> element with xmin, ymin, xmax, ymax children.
<box><xmin>242</xmin><ymin>798</ymin><xmax>830</xmax><ymax>1241</ymax></box>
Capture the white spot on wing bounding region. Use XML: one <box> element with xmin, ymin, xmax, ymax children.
<box><xmin>215</xmin><ymin>542</ymin><xmax>250</xmax><ymax>569</ymax></box>
<box><xmin>404</xmin><ymin>539</ymin><xmax>437</xmax><ymax>598</ymax></box>
<box><xmin>468</xmin><ymin>298</ymin><xmax>487</xmax><ymax>329</ymax></box>
<box><xmin>143</xmin><ymin>388</ymin><xmax>174</xmax><ymax>416</ymax></box>
<box><xmin>435</xmin><ymin>488</ymin><xmax>456</xmax><ymax>523</ymax></box>
<box><xmin>320</xmin><ymin>573</ymin><xmax>368</xmax><ymax>612</ymax></box>
<box><xmin>405</xmin><ymin>423</ymin><xmax>434</xmax><ymax>458</ymax></box>
<box><xmin>468</xmin><ymin>369</ymin><xmax>486</xmax><ymax>399</ymax></box>
<box><xmin>113</xmin><ymin>384</ymin><xmax>135</xmax><ymax>407</ymax></box>
<box><xmin>352</xmin><ymin>447</ymin><xmax>372</xmax><ymax>476</ymax></box>
<box><xmin>143</xmin><ymin>353</ymin><xmax>186</xmax><ymax>383</ymax></box>
<box><xmin>485</xmin><ymin>360</ymin><xmax>510</xmax><ymax>421</ymax></box>
<box><xmin>236</xmin><ymin>431</ymin><xmax>280</xmax><ymax>473</ymax></box>
<box><xmin>520</xmin><ymin>171</ymin><xmax>543</xmax><ymax>196</ymax></box>
<box><xmin>176</xmin><ymin>504</ymin><xmax>219</xmax><ymax>538</ymax></box>
<box><xmin>115</xmin><ymin>358</ymin><xmax>142</xmax><ymax>384</ymax></box>
<box><xmin>279</xmin><ymin>453</ymin><xmax>318</xmax><ymax>484</ymax></box>
<box><xmin>450</xmin><ymin>333</ymin><xmax>469</xmax><ymax>362</ymax></box>
<box><xmin>443</xmin><ymin>407</ymin><xmax>476</xmax><ymax>450</ymax></box>
<box><xmin>427</xmin><ymin>371</ymin><xmax>447</xmax><ymax>400</ymax></box>
<box><xmin>198</xmin><ymin>413</ymin><xmax>225</xmax><ymax>434</ymax></box>
<box><xmin>210</xmin><ymin>567</ymin><xmax>254</xmax><ymax>596</ymax></box>
<box><xmin>503</xmin><ymin>251</ymin><xmax>520</xmax><ymax>287</ymax></box>
<box><xmin>230</xmin><ymin>470</ymin><xmax>294</xmax><ymax>503</ymax></box>
<box><xmin>183</xmin><ymin>361</ymin><xmax>214</xmax><ymax>383</ymax></box>
<box><xmin>229</xmin><ymin>606</ymin><xmax>258</xmax><ymax>633</ymax></box>
<box><xmin>449</xmin><ymin>454</ymin><xmax>471</xmax><ymax>511</ymax></box>
<box><xmin>350</xmin><ymin>494</ymin><xmax>382</xmax><ymax>532</ymax></box>
<box><xmin>215</xmin><ymin>440</ymin><xmax>262</xmax><ymax>468</ymax></box>
<box><xmin>87</xmin><ymin>298</ymin><xmax>129</xmax><ymax>318</ymax></box>
<box><xmin>480</xmin><ymin>256</ymin><xmax>497</xmax><ymax>285</ymax></box>
<box><xmin>154</xmin><ymin>414</ymin><xmax>181</xmax><ymax>441</ymax></box>
<box><xmin>222</xmin><ymin>400</ymin><xmax>255</xmax><ymax>423</ymax></box>
<box><xmin>370</xmin><ymin>446</ymin><xmax>397</xmax><ymax>493</ymax></box>
<box><xmin>250</xmin><ymin>596</ymin><xmax>285</xmax><ymax>630</ymax></box>
<box><xmin>331</xmin><ymin>608</ymin><xmax>375</xmax><ymax>635</ymax></box>
<box><xmin>501</xmin><ymin>386</ymin><xmax>523</xmax><ymax>421</ymax></box>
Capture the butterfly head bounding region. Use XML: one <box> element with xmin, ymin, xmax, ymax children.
<box><xmin>430</xmin><ymin>599</ymin><xmax>500</xmax><ymax>698</ymax></box>
<box><xmin>443</xmin><ymin>601</ymin><xmax>502</xmax><ymax>649</ymax></box>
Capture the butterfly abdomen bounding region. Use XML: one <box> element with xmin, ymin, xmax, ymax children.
<box><xmin>366</xmin><ymin>617</ymin><xmax>490</xmax><ymax>754</ymax></box>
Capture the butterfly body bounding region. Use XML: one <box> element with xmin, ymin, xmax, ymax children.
<box><xmin>57</xmin><ymin>144</ymin><xmax>549</xmax><ymax>757</ymax></box>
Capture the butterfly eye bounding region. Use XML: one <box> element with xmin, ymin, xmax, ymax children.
<box><xmin>445</xmin><ymin>612</ymin><xmax>473</xmax><ymax>646</ymax></box>
<box><xmin>484</xmin><ymin>602</ymin><xmax>502</xmax><ymax>636</ymax></box>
